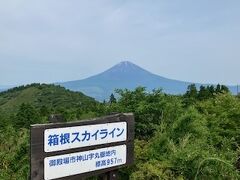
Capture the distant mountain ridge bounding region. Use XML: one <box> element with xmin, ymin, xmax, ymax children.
<box><xmin>59</xmin><ymin>61</ymin><xmax>238</xmax><ymax>101</ymax></box>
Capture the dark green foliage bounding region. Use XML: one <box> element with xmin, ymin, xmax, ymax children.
<box><xmin>109</xmin><ymin>93</ymin><xmax>117</xmax><ymax>104</ymax></box>
<box><xmin>185</xmin><ymin>84</ymin><xmax>198</xmax><ymax>98</ymax></box>
<box><xmin>216</xmin><ymin>84</ymin><xmax>221</xmax><ymax>93</ymax></box>
<box><xmin>221</xmin><ymin>85</ymin><xmax>230</xmax><ymax>93</ymax></box>
<box><xmin>39</xmin><ymin>105</ymin><xmax>50</xmax><ymax>117</ymax></box>
<box><xmin>184</xmin><ymin>84</ymin><xmax>231</xmax><ymax>106</ymax></box>
<box><xmin>197</xmin><ymin>93</ymin><xmax>240</xmax><ymax>149</ymax></box>
<box><xmin>0</xmin><ymin>126</ymin><xmax>29</xmax><ymax>179</ymax></box>
<box><xmin>0</xmin><ymin>84</ymin><xmax>239</xmax><ymax>179</ymax></box>
<box><xmin>115</xmin><ymin>87</ymin><xmax>179</xmax><ymax>139</ymax></box>
<box><xmin>183</xmin><ymin>84</ymin><xmax>198</xmax><ymax>106</ymax></box>
<box><xmin>14</xmin><ymin>103</ymin><xmax>40</xmax><ymax>129</ymax></box>
<box><xmin>170</xmin><ymin>107</ymin><xmax>207</xmax><ymax>142</ymax></box>
<box><xmin>214</xmin><ymin>84</ymin><xmax>230</xmax><ymax>94</ymax></box>
<box><xmin>0</xmin><ymin>113</ymin><xmax>8</xmax><ymax>128</ymax></box>
<box><xmin>207</xmin><ymin>85</ymin><xmax>215</xmax><ymax>95</ymax></box>
<box><xmin>198</xmin><ymin>85</ymin><xmax>210</xmax><ymax>100</ymax></box>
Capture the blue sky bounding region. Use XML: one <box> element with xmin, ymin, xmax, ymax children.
<box><xmin>0</xmin><ymin>0</ymin><xmax>240</xmax><ymax>86</ymax></box>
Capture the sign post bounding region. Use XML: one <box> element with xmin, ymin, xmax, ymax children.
<box><xmin>30</xmin><ymin>113</ymin><xmax>134</xmax><ymax>180</ymax></box>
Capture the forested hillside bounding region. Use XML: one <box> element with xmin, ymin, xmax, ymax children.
<box><xmin>0</xmin><ymin>84</ymin><xmax>99</xmax><ymax>125</ymax></box>
<box><xmin>0</xmin><ymin>84</ymin><xmax>239</xmax><ymax>179</ymax></box>
<box><xmin>0</xmin><ymin>83</ymin><xmax>96</xmax><ymax>113</ymax></box>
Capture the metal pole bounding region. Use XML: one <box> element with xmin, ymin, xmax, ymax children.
<box><xmin>98</xmin><ymin>170</ymin><xmax>118</xmax><ymax>180</ymax></box>
<box><xmin>107</xmin><ymin>170</ymin><xmax>118</xmax><ymax>180</ymax></box>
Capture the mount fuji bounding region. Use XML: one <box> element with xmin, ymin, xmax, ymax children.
<box><xmin>58</xmin><ymin>61</ymin><xmax>237</xmax><ymax>101</ymax></box>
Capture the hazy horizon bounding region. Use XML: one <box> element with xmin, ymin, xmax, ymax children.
<box><xmin>1</xmin><ymin>0</ymin><xmax>240</xmax><ymax>86</ymax></box>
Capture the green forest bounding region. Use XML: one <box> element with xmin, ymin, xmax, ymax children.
<box><xmin>0</xmin><ymin>84</ymin><xmax>239</xmax><ymax>179</ymax></box>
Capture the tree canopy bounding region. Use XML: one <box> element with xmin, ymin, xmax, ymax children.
<box><xmin>0</xmin><ymin>84</ymin><xmax>239</xmax><ymax>179</ymax></box>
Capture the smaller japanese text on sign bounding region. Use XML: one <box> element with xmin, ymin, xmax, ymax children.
<box><xmin>44</xmin><ymin>145</ymin><xmax>126</xmax><ymax>180</ymax></box>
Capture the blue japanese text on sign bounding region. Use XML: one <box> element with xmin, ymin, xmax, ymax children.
<box><xmin>44</xmin><ymin>122</ymin><xmax>127</xmax><ymax>152</ymax></box>
<box><xmin>44</xmin><ymin>145</ymin><xmax>126</xmax><ymax>180</ymax></box>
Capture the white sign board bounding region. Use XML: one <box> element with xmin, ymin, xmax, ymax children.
<box><xmin>44</xmin><ymin>122</ymin><xmax>127</xmax><ymax>152</ymax></box>
<box><xmin>44</xmin><ymin>144</ymin><xmax>126</xmax><ymax>180</ymax></box>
